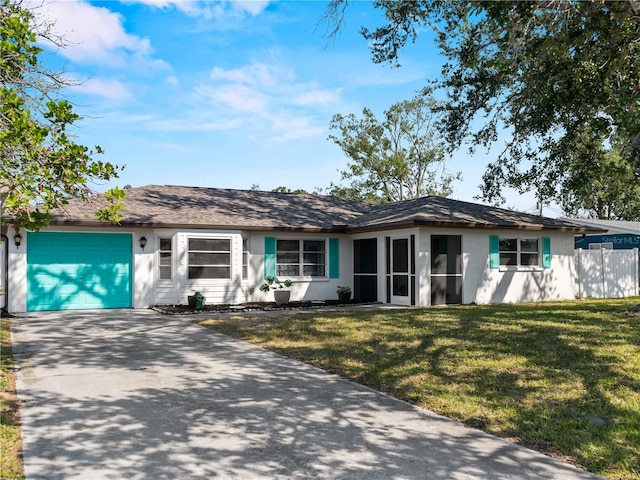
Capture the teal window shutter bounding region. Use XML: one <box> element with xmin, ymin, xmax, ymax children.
<box><xmin>329</xmin><ymin>238</ymin><xmax>339</xmax><ymax>278</ymax></box>
<box><xmin>542</xmin><ymin>237</ymin><xmax>551</xmax><ymax>268</ymax></box>
<box><xmin>264</xmin><ymin>237</ymin><xmax>276</xmax><ymax>278</ymax></box>
<box><xmin>489</xmin><ymin>235</ymin><xmax>500</xmax><ymax>269</ymax></box>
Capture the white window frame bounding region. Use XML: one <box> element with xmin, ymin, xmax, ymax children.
<box><xmin>276</xmin><ymin>239</ymin><xmax>327</xmax><ymax>278</ymax></box>
<box><xmin>158</xmin><ymin>236</ymin><xmax>173</xmax><ymax>281</ymax></box>
<box><xmin>242</xmin><ymin>237</ymin><xmax>249</xmax><ymax>280</ymax></box>
<box><xmin>187</xmin><ymin>237</ymin><xmax>231</xmax><ymax>280</ymax></box>
<box><xmin>499</xmin><ymin>237</ymin><xmax>541</xmax><ymax>268</ymax></box>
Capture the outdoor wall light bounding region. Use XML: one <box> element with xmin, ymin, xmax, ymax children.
<box><xmin>139</xmin><ymin>236</ymin><xmax>147</xmax><ymax>250</ymax></box>
<box><xmin>13</xmin><ymin>232</ymin><xmax>22</xmax><ymax>249</ymax></box>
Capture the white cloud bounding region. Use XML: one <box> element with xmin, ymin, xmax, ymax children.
<box><xmin>165</xmin><ymin>75</ymin><xmax>180</xmax><ymax>87</ymax></box>
<box><xmin>116</xmin><ymin>113</ymin><xmax>159</xmax><ymax>124</ymax></box>
<box><xmin>232</xmin><ymin>1</ymin><xmax>270</xmax><ymax>16</ymax></box>
<box><xmin>123</xmin><ymin>0</ymin><xmax>269</xmax><ymax>19</ymax></box>
<box><xmin>33</xmin><ymin>0</ymin><xmax>155</xmax><ymax>67</ymax></box>
<box><xmin>205</xmin><ymin>62</ymin><xmax>338</xmax><ymax>114</ymax></box>
<box><xmin>70</xmin><ymin>78</ymin><xmax>133</xmax><ymax>100</ymax></box>
<box><xmin>210</xmin><ymin>64</ymin><xmax>275</xmax><ymax>87</ymax></box>
<box><xmin>195</xmin><ymin>61</ymin><xmax>341</xmax><ymax>141</ymax></box>
<box><xmin>197</xmin><ymin>84</ymin><xmax>269</xmax><ymax>114</ymax></box>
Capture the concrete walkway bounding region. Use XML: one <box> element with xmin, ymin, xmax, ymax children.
<box><xmin>11</xmin><ymin>309</ymin><xmax>603</xmax><ymax>480</ymax></box>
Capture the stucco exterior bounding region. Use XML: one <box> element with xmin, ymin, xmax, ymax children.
<box><xmin>7</xmin><ymin>224</ymin><xmax>581</xmax><ymax>313</ymax></box>
<box><xmin>8</xmin><ymin>226</ymin><xmax>355</xmax><ymax>312</ymax></box>
<box><xmin>6</xmin><ymin>186</ymin><xmax>598</xmax><ymax>313</ymax></box>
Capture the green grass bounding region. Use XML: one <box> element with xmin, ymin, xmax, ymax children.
<box><xmin>0</xmin><ymin>316</ymin><xmax>24</xmax><ymax>480</ymax></box>
<box><xmin>195</xmin><ymin>298</ymin><xmax>640</xmax><ymax>480</ymax></box>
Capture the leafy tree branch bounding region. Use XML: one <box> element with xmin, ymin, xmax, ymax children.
<box><xmin>324</xmin><ymin>1</ymin><xmax>640</xmax><ymax>215</ymax></box>
<box><xmin>1</xmin><ymin>0</ymin><xmax>124</xmax><ymax>232</ymax></box>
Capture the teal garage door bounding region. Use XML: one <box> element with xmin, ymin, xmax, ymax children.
<box><xmin>27</xmin><ymin>232</ymin><xmax>132</xmax><ymax>311</ymax></box>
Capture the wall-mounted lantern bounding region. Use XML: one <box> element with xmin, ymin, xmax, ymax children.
<box><xmin>13</xmin><ymin>231</ymin><xmax>22</xmax><ymax>249</ymax></box>
<box><xmin>139</xmin><ymin>236</ymin><xmax>147</xmax><ymax>250</ymax></box>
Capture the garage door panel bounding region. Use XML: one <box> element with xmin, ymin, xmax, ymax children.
<box><xmin>27</xmin><ymin>232</ymin><xmax>132</xmax><ymax>311</ymax></box>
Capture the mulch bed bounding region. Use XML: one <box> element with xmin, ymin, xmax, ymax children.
<box><xmin>152</xmin><ymin>299</ymin><xmax>375</xmax><ymax>315</ymax></box>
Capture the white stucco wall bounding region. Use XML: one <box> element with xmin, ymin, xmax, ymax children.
<box><xmin>148</xmin><ymin>230</ymin><xmax>354</xmax><ymax>306</ymax></box>
<box><xmin>6</xmin><ymin>223</ymin><xmax>578</xmax><ymax>312</ymax></box>
<box><xmin>249</xmin><ymin>232</ymin><xmax>352</xmax><ymax>303</ymax></box>
<box><xmin>357</xmin><ymin>226</ymin><xmax>577</xmax><ymax>307</ymax></box>
<box><xmin>7</xmin><ymin>227</ymin><xmax>27</xmax><ymax>313</ymax></box>
<box><xmin>458</xmin><ymin>229</ymin><xmax>576</xmax><ymax>304</ymax></box>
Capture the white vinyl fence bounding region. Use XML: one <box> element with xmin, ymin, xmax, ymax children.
<box><xmin>575</xmin><ymin>248</ymin><xmax>639</xmax><ymax>298</ymax></box>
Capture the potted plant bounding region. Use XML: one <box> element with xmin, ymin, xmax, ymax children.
<box><xmin>260</xmin><ymin>276</ymin><xmax>293</xmax><ymax>305</ymax></box>
<box><xmin>187</xmin><ymin>291</ymin><xmax>206</xmax><ymax>310</ymax></box>
<box><xmin>337</xmin><ymin>286</ymin><xmax>352</xmax><ymax>303</ymax></box>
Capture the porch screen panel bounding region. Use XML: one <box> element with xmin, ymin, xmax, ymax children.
<box><xmin>431</xmin><ymin>235</ymin><xmax>462</xmax><ymax>305</ymax></box>
<box><xmin>353</xmin><ymin>238</ymin><xmax>377</xmax><ymax>302</ymax></box>
<box><xmin>392</xmin><ymin>238</ymin><xmax>409</xmax><ymax>297</ymax></box>
<box><xmin>385</xmin><ymin>237</ymin><xmax>391</xmax><ymax>302</ymax></box>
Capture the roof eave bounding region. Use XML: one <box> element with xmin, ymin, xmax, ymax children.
<box><xmin>46</xmin><ymin>217</ymin><xmax>605</xmax><ymax>235</ymax></box>
<box><xmin>346</xmin><ymin>219</ymin><xmax>605</xmax><ymax>234</ymax></box>
<box><xmin>47</xmin><ymin>218</ymin><xmax>349</xmax><ymax>233</ymax></box>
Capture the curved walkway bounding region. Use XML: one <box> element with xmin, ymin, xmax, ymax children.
<box><xmin>11</xmin><ymin>309</ymin><xmax>603</xmax><ymax>480</ymax></box>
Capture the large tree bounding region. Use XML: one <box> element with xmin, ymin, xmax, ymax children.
<box><xmin>325</xmin><ymin>1</ymin><xmax>640</xmax><ymax>211</ymax></box>
<box><xmin>328</xmin><ymin>95</ymin><xmax>461</xmax><ymax>204</ymax></box>
<box><xmin>1</xmin><ymin>0</ymin><xmax>124</xmax><ymax>232</ymax></box>
<box><xmin>560</xmin><ymin>133</ymin><xmax>640</xmax><ymax>220</ymax></box>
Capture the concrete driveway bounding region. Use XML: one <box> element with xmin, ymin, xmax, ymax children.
<box><xmin>11</xmin><ymin>309</ymin><xmax>602</xmax><ymax>480</ymax></box>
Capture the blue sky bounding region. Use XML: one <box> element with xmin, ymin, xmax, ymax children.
<box><xmin>33</xmin><ymin>0</ymin><xmax>547</xmax><ymax>214</ymax></box>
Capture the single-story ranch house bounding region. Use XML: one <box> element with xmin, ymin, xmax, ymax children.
<box><xmin>4</xmin><ymin>185</ymin><xmax>602</xmax><ymax>313</ymax></box>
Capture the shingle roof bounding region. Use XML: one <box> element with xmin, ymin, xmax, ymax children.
<box><xmin>349</xmin><ymin>196</ymin><xmax>601</xmax><ymax>232</ymax></box>
<box><xmin>49</xmin><ymin>184</ymin><xmax>600</xmax><ymax>233</ymax></box>
<box><xmin>50</xmin><ymin>185</ymin><xmax>370</xmax><ymax>232</ymax></box>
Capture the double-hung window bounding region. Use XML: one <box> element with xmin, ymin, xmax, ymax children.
<box><xmin>276</xmin><ymin>239</ymin><xmax>326</xmax><ymax>277</ymax></box>
<box><xmin>188</xmin><ymin>238</ymin><xmax>231</xmax><ymax>279</ymax></box>
<box><xmin>499</xmin><ymin>238</ymin><xmax>540</xmax><ymax>267</ymax></box>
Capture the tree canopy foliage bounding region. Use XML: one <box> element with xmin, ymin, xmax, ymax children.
<box><xmin>1</xmin><ymin>0</ymin><xmax>124</xmax><ymax>231</ymax></box>
<box><xmin>325</xmin><ymin>0</ymin><xmax>640</xmax><ymax>215</ymax></box>
<box><xmin>560</xmin><ymin>136</ymin><xmax>640</xmax><ymax>220</ymax></box>
<box><xmin>328</xmin><ymin>95</ymin><xmax>461</xmax><ymax>204</ymax></box>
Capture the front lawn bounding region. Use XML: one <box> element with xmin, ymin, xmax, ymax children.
<box><xmin>0</xmin><ymin>316</ymin><xmax>24</xmax><ymax>480</ymax></box>
<box><xmin>196</xmin><ymin>298</ymin><xmax>640</xmax><ymax>480</ymax></box>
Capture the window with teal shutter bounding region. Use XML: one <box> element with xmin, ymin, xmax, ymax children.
<box><xmin>489</xmin><ymin>235</ymin><xmax>500</xmax><ymax>269</ymax></box>
<box><xmin>329</xmin><ymin>238</ymin><xmax>339</xmax><ymax>278</ymax></box>
<box><xmin>542</xmin><ymin>237</ymin><xmax>551</xmax><ymax>268</ymax></box>
<box><xmin>264</xmin><ymin>237</ymin><xmax>276</xmax><ymax>278</ymax></box>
